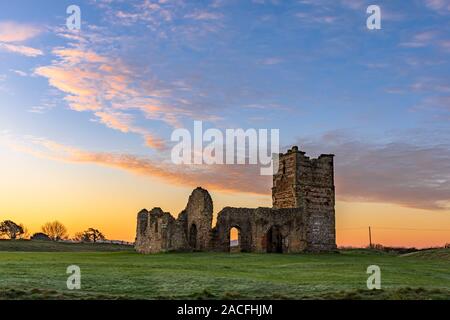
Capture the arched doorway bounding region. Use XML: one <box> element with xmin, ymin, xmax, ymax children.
<box><xmin>189</xmin><ymin>224</ymin><xmax>197</xmax><ymax>249</ymax></box>
<box><xmin>229</xmin><ymin>226</ymin><xmax>241</xmax><ymax>252</ymax></box>
<box><xmin>266</xmin><ymin>225</ymin><xmax>283</xmax><ymax>253</ymax></box>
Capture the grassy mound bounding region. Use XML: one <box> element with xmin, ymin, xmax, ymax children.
<box><xmin>0</xmin><ymin>239</ymin><xmax>134</xmax><ymax>252</ymax></box>
<box><xmin>400</xmin><ymin>248</ymin><xmax>450</xmax><ymax>261</ymax></box>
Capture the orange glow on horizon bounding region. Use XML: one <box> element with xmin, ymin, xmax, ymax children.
<box><xmin>1</xmin><ymin>149</ymin><xmax>449</xmax><ymax>248</ymax></box>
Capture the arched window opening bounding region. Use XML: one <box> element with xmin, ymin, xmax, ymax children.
<box><xmin>229</xmin><ymin>227</ymin><xmax>241</xmax><ymax>253</ymax></box>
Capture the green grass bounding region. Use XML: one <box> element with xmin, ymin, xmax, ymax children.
<box><xmin>0</xmin><ymin>242</ymin><xmax>449</xmax><ymax>300</ymax></box>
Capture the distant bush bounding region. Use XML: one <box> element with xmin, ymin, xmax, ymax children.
<box><xmin>367</xmin><ymin>244</ymin><xmax>418</xmax><ymax>254</ymax></box>
<box><xmin>30</xmin><ymin>232</ymin><xmax>51</xmax><ymax>241</ymax></box>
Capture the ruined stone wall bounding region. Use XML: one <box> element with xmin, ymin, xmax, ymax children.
<box><xmin>185</xmin><ymin>187</ymin><xmax>213</xmax><ymax>250</ymax></box>
<box><xmin>272</xmin><ymin>149</ymin><xmax>298</xmax><ymax>209</ymax></box>
<box><xmin>252</xmin><ymin>207</ymin><xmax>308</xmax><ymax>253</ymax></box>
<box><xmin>211</xmin><ymin>207</ymin><xmax>254</xmax><ymax>252</ymax></box>
<box><xmin>300</xmin><ymin>155</ymin><xmax>336</xmax><ymax>251</ymax></box>
<box><xmin>211</xmin><ymin>207</ymin><xmax>308</xmax><ymax>253</ymax></box>
<box><xmin>135</xmin><ymin>208</ymin><xmax>188</xmax><ymax>253</ymax></box>
<box><xmin>135</xmin><ymin>146</ymin><xmax>337</xmax><ymax>254</ymax></box>
<box><xmin>135</xmin><ymin>188</ymin><xmax>213</xmax><ymax>253</ymax></box>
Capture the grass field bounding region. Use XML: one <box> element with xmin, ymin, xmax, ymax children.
<box><xmin>0</xmin><ymin>241</ymin><xmax>449</xmax><ymax>300</ymax></box>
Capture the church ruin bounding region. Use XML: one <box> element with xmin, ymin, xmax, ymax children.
<box><xmin>135</xmin><ymin>146</ymin><xmax>336</xmax><ymax>253</ymax></box>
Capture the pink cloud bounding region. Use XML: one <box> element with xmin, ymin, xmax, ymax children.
<box><xmin>35</xmin><ymin>34</ymin><xmax>169</xmax><ymax>150</ymax></box>
<box><xmin>94</xmin><ymin>111</ymin><xmax>134</xmax><ymax>133</ymax></box>
<box><xmin>3</xmin><ymin>131</ymin><xmax>449</xmax><ymax>211</ymax></box>
<box><xmin>2</xmin><ymin>135</ymin><xmax>268</xmax><ymax>195</ymax></box>
<box><xmin>0</xmin><ymin>21</ymin><xmax>42</xmax><ymax>43</ymax></box>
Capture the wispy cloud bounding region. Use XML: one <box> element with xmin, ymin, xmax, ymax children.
<box><xmin>400</xmin><ymin>31</ymin><xmax>438</xmax><ymax>48</ymax></box>
<box><xmin>3</xmin><ymin>130</ymin><xmax>449</xmax><ymax>211</ymax></box>
<box><xmin>298</xmin><ymin>131</ymin><xmax>450</xmax><ymax>210</ymax></box>
<box><xmin>1</xmin><ymin>134</ymin><xmax>270</xmax><ymax>196</ymax></box>
<box><xmin>0</xmin><ymin>21</ymin><xmax>43</xmax><ymax>57</ymax></box>
<box><xmin>34</xmin><ymin>29</ymin><xmax>170</xmax><ymax>150</ymax></box>
<box><xmin>185</xmin><ymin>10</ymin><xmax>223</xmax><ymax>21</ymax></box>
<box><xmin>258</xmin><ymin>57</ymin><xmax>283</xmax><ymax>65</ymax></box>
<box><xmin>0</xmin><ymin>21</ymin><xmax>42</xmax><ymax>42</ymax></box>
<box><xmin>424</xmin><ymin>0</ymin><xmax>450</xmax><ymax>12</ymax></box>
<box><xmin>0</xmin><ymin>43</ymin><xmax>43</xmax><ymax>57</ymax></box>
<box><xmin>295</xmin><ymin>12</ymin><xmax>339</xmax><ymax>24</ymax></box>
<box><xmin>10</xmin><ymin>69</ymin><xmax>28</xmax><ymax>77</ymax></box>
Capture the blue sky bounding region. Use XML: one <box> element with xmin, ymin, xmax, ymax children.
<box><xmin>0</xmin><ymin>0</ymin><xmax>449</xmax><ymax>243</ymax></box>
<box><xmin>1</xmin><ymin>1</ymin><xmax>449</xmax><ymax>150</ymax></box>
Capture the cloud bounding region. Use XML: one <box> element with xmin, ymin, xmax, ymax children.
<box><xmin>298</xmin><ymin>132</ymin><xmax>450</xmax><ymax>210</ymax></box>
<box><xmin>0</xmin><ymin>43</ymin><xmax>43</xmax><ymax>57</ymax></box>
<box><xmin>94</xmin><ymin>1</ymin><xmax>224</xmax><ymax>40</ymax></box>
<box><xmin>10</xmin><ymin>69</ymin><xmax>28</xmax><ymax>77</ymax></box>
<box><xmin>185</xmin><ymin>11</ymin><xmax>223</xmax><ymax>20</ymax></box>
<box><xmin>424</xmin><ymin>0</ymin><xmax>450</xmax><ymax>12</ymax></box>
<box><xmin>0</xmin><ymin>21</ymin><xmax>43</xmax><ymax>57</ymax></box>
<box><xmin>144</xmin><ymin>135</ymin><xmax>166</xmax><ymax>150</ymax></box>
<box><xmin>1</xmin><ymin>135</ymin><xmax>270</xmax><ymax>195</ymax></box>
<box><xmin>94</xmin><ymin>111</ymin><xmax>134</xmax><ymax>133</ymax></box>
<box><xmin>4</xmin><ymin>130</ymin><xmax>449</xmax><ymax>211</ymax></box>
<box><xmin>258</xmin><ymin>57</ymin><xmax>283</xmax><ymax>65</ymax></box>
<box><xmin>339</xmin><ymin>0</ymin><xmax>366</xmax><ymax>10</ymax></box>
<box><xmin>439</xmin><ymin>40</ymin><xmax>450</xmax><ymax>51</ymax></box>
<box><xmin>0</xmin><ymin>21</ymin><xmax>42</xmax><ymax>42</ymax></box>
<box><xmin>400</xmin><ymin>31</ymin><xmax>438</xmax><ymax>48</ymax></box>
<box><xmin>34</xmin><ymin>31</ymin><xmax>168</xmax><ymax>150</ymax></box>
<box><xmin>295</xmin><ymin>12</ymin><xmax>338</xmax><ymax>24</ymax></box>
<box><xmin>35</xmin><ymin>24</ymin><xmax>230</xmax><ymax>150</ymax></box>
<box><xmin>400</xmin><ymin>30</ymin><xmax>450</xmax><ymax>53</ymax></box>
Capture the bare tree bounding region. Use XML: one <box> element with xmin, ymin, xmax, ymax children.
<box><xmin>0</xmin><ymin>220</ymin><xmax>24</xmax><ymax>239</ymax></box>
<box><xmin>41</xmin><ymin>221</ymin><xmax>68</xmax><ymax>241</ymax></box>
<box><xmin>73</xmin><ymin>232</ymin><xmax>85</xmax><ymax>242</ymax></box>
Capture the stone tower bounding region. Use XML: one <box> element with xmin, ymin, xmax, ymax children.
<box><xmin>272</xmin><ymin>146</ymin><xmax>336</xmax><ymax>250</ymax></box>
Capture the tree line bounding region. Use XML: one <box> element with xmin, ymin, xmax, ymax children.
<box><xmin>0</xmin><ymin>220</ymin><xmax>106</xmax><ymax>243</ymax></box>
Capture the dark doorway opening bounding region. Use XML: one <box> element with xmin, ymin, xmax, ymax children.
<box><xmin>189</xmin><ymin>224</ymin><xmax>197</xmax><ymax>249</ymax></box>
<box><xmin>266</xmin><ymin>226</ymin><xmax>283</xmax><ymax>253</ymax></box>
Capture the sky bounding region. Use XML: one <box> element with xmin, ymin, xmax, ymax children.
<box><xmin>0</xmin><ymin>0</ymin><xmax>449</xmax><ymax>247</ymax></box>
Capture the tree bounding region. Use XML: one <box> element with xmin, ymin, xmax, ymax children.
<box><xmin>0</xmin><ymin>220</ymin><xmax>24</xmax><ymax>239</ymax></box>
<box><xmin>73</xmin><ymin>232</ymin><xmax>84</xmax><ymax>242</ymax></box>
<box><xmin>75</xmin><ymin>228</ymin><xmax>106</xmax><ymax>243</ymax></box>
<box><xmin>41</xmin><ymin>221</ymin><xmax>68</xmax><ymax>241</ymax></box>
<box><xmin>18</xmin><ymin>223</ymin><xmax>30</xmax><ymax>239</ymax></box>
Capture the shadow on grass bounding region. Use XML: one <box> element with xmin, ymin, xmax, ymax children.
<box><xmin>2</xmin><ymin>287</ymin><xmax>449</xmax><ymax>300</ymax></box>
